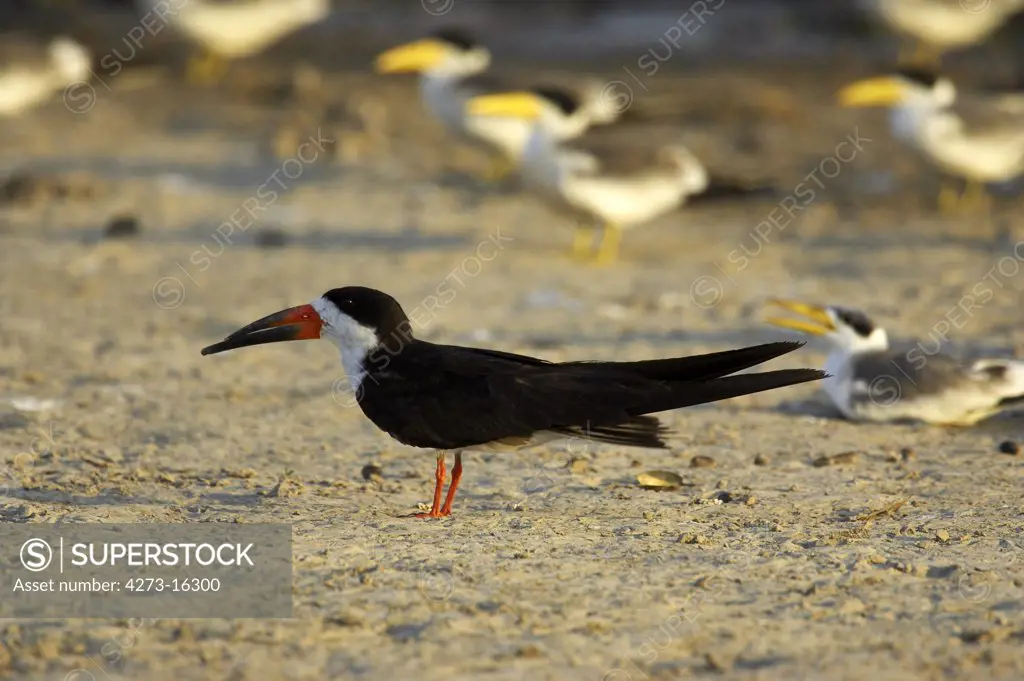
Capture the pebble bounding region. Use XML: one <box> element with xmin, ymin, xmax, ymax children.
<box><xmin>813</xmin><ymin>451</ymin><xmax>860</xmax><ymax>467</ymax></box>
<box><xmin>567</xmin><ymin>457</ymin><xmax>590</xmax><ymax>474</ymax></box>
<box><xmin>690</xmin><ymin>455</ymin><xmax>716</xmax><ymax>468</ymax></box>
<box><xmin>103</xmin><ymin>215</ymin><xmax>141</xmax><ymax>239</ymax></box>
<box><xmin>753</xmin><ymin>453</ymin><xmax>770</xmax><ymax>466</ymax></box>
<box><xmin>253</xmin><ymin>228</ymin><xmax>290</xmax><ymax>248</ymax></box>
<box><xmin>637</xmin><ymin>470</ymin><xmax>683</xmax><ymax>489</ymax></box>
<box><xmin>935</xmin><ymin>530</ymin><xmax>950</xmax><ymax>542</ymax></box>
<box><xmin>361</xmin><ymin>464</ymin><xmax>383</xmax><ymax>482</ymax></box>
<box><xmin>998</xmin><ymin>440</ymin><xmax>1020</xmax><ymax>456</ymax></box>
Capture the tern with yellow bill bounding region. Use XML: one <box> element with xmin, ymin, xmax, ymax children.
<box><xmin>839</xmin><ymin>70</ymin><xmax>1024</xmax><ymax>213</ymax></box>
<box><xmin>136</xmin><ymin>0</ymin><xmax>331</xmax><ymax>84</ymax></box>
<box><xmin>858</xmin><ymin>0</ymin><xmax>1024</xmax><ymax>66</ymax></box>
<box><xmin>766</xmin><ymin>299</ymin><xmax>1024</xmax><ymax>426</ymax></box>
<box><xmin>374</xmin><ymin>29</ymin><xmax>622</xmax><ymax>181</ymax></box>
<box><xmin>468</xmin><ymin>87</ymin><xmax>713</xmax><ymax>265</ymax></box>
<box><xmin>0</xmin><ymin>34</ymin><xmax>91</xmax><ymax>116</ymax></box>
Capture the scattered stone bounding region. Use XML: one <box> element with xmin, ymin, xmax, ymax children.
<box><xmin>704</xmin><ymin>652</ymin><xmax>730</xmax><ymax>672</ymax></box>
<box><xmin>637</xmin><ymin>470</ymin><xmax>683</xmax><ymax>489</ymax></box>
<box><xmin>813</xmin><ymin>451</ymin><xmax>860</xmax><ymax>467</ymax></box>
<box><xmin>713</xmin><ymin>490</ymin><xmax>735</xmax><ymax>503</ymax></box>
<box><xmin>679</xmin><ymin>533</ymin><xmax>708</xmax><ymax>545</ymax></box>
<box><xmin>745</xmin><ymin>495</ymin><xmax>758</xmax><ymax>506</ymax></box>
<box><xmin>998</xmin><ymin>440</ymin><xmax>1020</xmax><ymax>456</ymax></box>
<box><xmin>103</xmin><ymin>215</ymin><xmax>140</xmax><ymax>239</ymax></box>
<box><xmin>935</xmin><ymin>529</ymin><xmax>950</xmax><ymax>542</ymax></box>
<box><xmin>690</xmin><ymin>455</ymin><xmax>716</xmax><ymax>468</ymax></box>
<box><xmin>361</xmin><ymin>464</ymin><xmax>383</xmax><ymax>482</ymax></box>
<box><xmin>839</xmin><ymin>598</ymin><xmax>866</xmax><ymax>615</ymax></box>
<box><xmin>900</xmin><ymin>447</ymin><xmax>916</xmax><ymax>462</ymax></box>
<box><xmin>0</xmin><ymin>171</ymin><xmax>100</xmax><ymax>205</ymax></box>
<box><xmin>253</xmin><ymin>228</ymin><xmax>289</xmax><ymax>248</ymax></box>
<box><xmin>567</xmin><ymin>457</ymin><xmax>590</xmax><ymax>474</ymax></box>
<box><xmin>753</xmin><ymin>453</ymin><xmax>770</xmax><ymax>466</ymax></box>
<box><xmin>266</xmin><ymin>477</ymin><xmax>304</xmax><ymax>498</ymax></box>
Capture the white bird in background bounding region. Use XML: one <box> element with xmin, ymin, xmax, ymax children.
<box><xmin>374</xmin><ymin>28</ymin><xmax>624</xmax><ymax>182</ymax></box>
<box><xmin>839</xmin><ymin>69</ymin><xmax>1024</xmax><ymax>213</ymax></box>
<box><xmin>766</xmin><ymin>299</ymin><xmax>1024</xmax><ymax>426</ymax></box>
<box><xmin>468</xmin><ymin>87</ymin><xmax>714</xmax><ymax>265</ymax></box>
<box><xmin>859</xmin><ymin>0</ymin><xmax>1024</xmax><ymax>66</ymax></box>
<box><xmin>136</xmin><ymin>0</ymin><xmax>331</xmax><ymax>83</ymax></box>
<box><xmin>0</xmin><ymin>34</ymin><xmax>91</xmax><ymax>116</ymax></box>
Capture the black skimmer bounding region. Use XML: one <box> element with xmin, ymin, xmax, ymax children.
<box><xmin>202</xmin><ymin>286</ymin><xmax>825</xmax><ymax>517</ymax></box>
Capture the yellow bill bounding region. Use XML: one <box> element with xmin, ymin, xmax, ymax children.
<box><xmin>838</xmin><ymin>76</ymin><xmax>906</xmax><ymax>107</ymax></box>
<box><xmin>765</xmin><ymin>299</ymin><xmax>836</xmax><ymax>336</ymax></box>
<box><xmin>375</xmin><ymin>39</ymin><xmax>450</xmax><ymax>73</ymax></box>
<box><xmin>467</xmin><ymin>91</ymin><xmax>543</xmax><ymax>120</ymax></box>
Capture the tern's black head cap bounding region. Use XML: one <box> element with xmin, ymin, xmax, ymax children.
<box><xmin>433</xmin><ymin>28</ymin><xmax>478</xmax><ymax>51</ymax></box>
<box><xmin>531</xmin><ymin>86</ymin><xmax>581</xmax><ymax>115</ymax></box>
<box><xmin>833</xmin><ymin>307</ymin><xmax>876</xmax><ymax>337</ymax></box>
<box><xmin>896</xmin><ymin>68</ymin><xmax>940</xmax><ymax>89</ymax></box>
<box><xmin>322</xmin><ymin>287</ymin><xmax>411</xmax><ymax>337</ymax></box>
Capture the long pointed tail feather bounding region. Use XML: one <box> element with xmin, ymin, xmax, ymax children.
<box><xmin>609</xmin><ymin>341</ymin><xmax>809</xmax><ymax>382</ymax></box>
<box><xmin>645</xmin><ymin>368</ymin><xmax>828</xmax><ymax>414</ymax></box>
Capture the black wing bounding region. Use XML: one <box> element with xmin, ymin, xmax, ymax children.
<box><xmin>356</xmin><ymin>341</ymin><xmax>822</xmax><ymax>450</ymax></box>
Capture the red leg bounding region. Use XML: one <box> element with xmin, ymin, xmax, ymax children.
<box><xmin>438</xmin><ymin>452</ymin><xmax>463</xmax><ymax>517</ymax></box>
<box><xmin>415</xmin><ymin>452</ymin><xmax>446</xmax><ymax>519</ymax></box>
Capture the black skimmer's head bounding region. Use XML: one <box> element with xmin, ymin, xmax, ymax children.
<box><xmin>201</xmin><ymin>286</ymin><xmax>411</xmax><ymax>364</ymax></box>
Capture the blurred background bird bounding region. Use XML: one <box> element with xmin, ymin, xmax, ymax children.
<box><xmin>0</xmin><ymin>33</ymin><xmax>90</xmax><ymax>115</ymax></box>
<box><xmin>469</xmin><ymin>87</ymin><xmax>711</xmax><ymax>264</ymax></box>
<box><xmin>374</xmin><ymin>28</ymin><xmax>625</xmax><ymax>183</ymax></box>
<box><xmin>839</xmin><ymin>69</ymin><xmax>1024</xmax><ymax>214</ymax></box>
<box><xmin>135</xmin><ymin>0</ymin><xmax>331</xmax><ymax>84</ymax></box>
<box><xmin>858</xmin><ymin>0</ymin><xmax>1024</xmax><ymax>66</ymax></box>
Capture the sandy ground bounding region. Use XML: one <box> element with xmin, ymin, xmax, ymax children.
<box><xmin>2</xmin><ymin>22</ymin><xmax>1024</xmax><ymax>680</ymax></box>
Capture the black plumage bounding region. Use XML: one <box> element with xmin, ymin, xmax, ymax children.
<box><xmin>202</xmin><ymin>286</ymin><xmax>825</xmax><ymax>517</ymax></box>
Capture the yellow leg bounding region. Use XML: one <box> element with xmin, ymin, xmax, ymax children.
<box><xmin>963</xmin><ymin>179</ymin><xmax>990</xmax><ymax>212</ymax></box>
<box><xmin>481</xmin><ymin>155</ymin><xmax>514</xmax><ymax>182</ymax></box>
<box><xmin>899</xmin><ymin>41</ymin><xmax>941</xmax><ymax>68</ymax></box>
<box><xmin>591</xmin><ymin>223</ymin><xmax>622</xmax><ymax>266</ymax></box>
<box><xmin>938</xmin><ymin>180</ymin><xmax>962</xmax><ymax>215</ymax></box>
<box><xmin>570</xmin><ymin>223</ymin><xmax>594</xmax><ymax>261</ymax></box>
<box><xmin>186</xmin><ymin>50</ymin><xmax>227</xmax><ymax>86</ymax></box>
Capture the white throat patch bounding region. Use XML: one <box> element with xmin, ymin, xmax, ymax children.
<box><xmin>312</xmin><ymin>296</ymin><xmax>379</xmax><ymax>390</ymax></box>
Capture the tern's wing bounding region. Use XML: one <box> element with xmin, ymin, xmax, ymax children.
<box><xmin>846</xmin><ymin>351</ymin><xmax>1024</xmax><ymax>422</ymax></box>
<box><xmin>951</xmin><ymin>93</ymin><xmax>1024</xmax><ymax>143</ymax></box>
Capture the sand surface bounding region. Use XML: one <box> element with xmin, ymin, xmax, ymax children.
<box><xmin>2</xmin><ymin>16</ymin><xmax>1024</xmax><ymax>680</ymax></box>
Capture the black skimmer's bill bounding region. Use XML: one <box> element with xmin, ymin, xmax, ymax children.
<box><xmin>766</xmin><ymin>299</ymin><xmax>1024</xmax><ymax>425</ymax></box>
<box><xmin>374</xmin><ymin>29</ymin><xmax>624</xmax><ymax>182</ymax></box>
<box><xmin>202</xmin><ymin>287</ymin><xmax>825</xmax><ymax>518</ymax></box>
<box><xmin>838</xmin><ymin>70</ymin><xmax>1024</xmax><ymax>214</ymax></box>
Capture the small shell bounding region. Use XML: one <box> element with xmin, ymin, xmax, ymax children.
<box><xmin>637</xmin><ymin>470</ymin><xmax>683</xmax><ymax>490</ymax></box>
